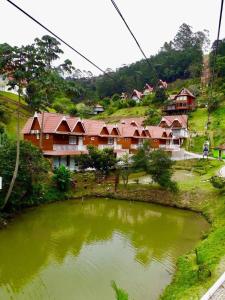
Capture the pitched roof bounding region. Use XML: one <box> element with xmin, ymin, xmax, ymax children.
<box><xmin>118</xmin><ymin>124</ymin><xmax>142</xmax><ymax>138</ymax></box>
<box><xmin>82</xmin><ymin>119</ymin><xmax>108</xmax><ymax>136</ymax></box>
<box><xmin>159</xmin><ymin>115</ymin><xmax>188</xmax><ymax>128</ymax></box>
<box><xmin>175</xmin><ymin>88</ymin><xmax>195</xmax><ymax>99</ymax></box>
<box><xmin>131</xmin><ymin>89</ymin><xmax>143</xmax><ymax>99</ymax></box>
<box><xmin>146</xmin><ymin>126</ymin><xmax>172</xmax><ymax>139</ymax></box>
<box><xmin>120</xmin><ymin>117</ymin><xmax>146</xmax><ymax>127</ymax></box>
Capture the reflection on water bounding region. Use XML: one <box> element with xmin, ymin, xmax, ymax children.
<box><xmin>0</xmin><ymin>198</ymin><xmax>209</xmax><ymax>300</ymax></box>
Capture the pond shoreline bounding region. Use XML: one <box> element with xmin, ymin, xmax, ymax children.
<box><xmin>0</xmin><ymin>184</ymin><xmax>224</xmax><ymax>300</ymax></box>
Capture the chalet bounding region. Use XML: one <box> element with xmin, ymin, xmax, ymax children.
<box><xmin>159</xmin><ymin>115</ymin><xmax>188</xmax><ymax>139</ymax></box>
<box><xmin>131</xmin><ymin>89</ymin><xmax>143</xmax><ymax>103</ymax></box>
<box><xmin>118</xmin><ymin>124</ymin><xmax>148</xmax><ymax>153</ymax></box>
<box><xmin>22</xmin><ymin>113</ymin><xmax>87</xmax><ymax>170</ymax></box>
<box><xmin>93</xmin><ymin>104</ymin><xmax>104</xmax><ymax>115</ymax></box>
<box><xmin>164</xmin><ymin>88</ymin><xmax>196</xmax><ymax>114</ymax></box>
<box><xmin>146</xmin><ymin>126</ymin><xmax>180</xmax><ymax>150</ymax></box>
<box><xmin>143</xmin><ymin>84</ymin><xmax>154</xmax><ymax>96</ymax></box>
<box><xmin>22</xmin><ymin>113</ymin><xmax>183</xmax><ymax>170</ymax></box>
<box><xmin>158</xmin><ymin>80</ymin><xmax>168</xmax><ymax>89</ymax></box>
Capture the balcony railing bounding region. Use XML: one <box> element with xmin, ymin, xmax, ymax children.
<box><xmin>98</xmin><ymin>144</ymin><xmax>122</xmax><ymax>150</ymax></box>
<box><xmin>53</xmin><ymin>144</ymin><xmax>87</xmax><ymax>151</ymax></box>
<box><xmin>130</xmin><ymin>144</ymin><xmax>142</xmax><ymax>150</ymax></box>
<box><xmin>159</xmin><ymin>144</ymin><xmax>180</xmax><ymax>149</ymax></box>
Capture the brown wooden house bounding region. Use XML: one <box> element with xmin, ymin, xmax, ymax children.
<box><xmin>164</xmin><ymin>88</ymin><xmax>196</xmax><ymax>114</ymax></box>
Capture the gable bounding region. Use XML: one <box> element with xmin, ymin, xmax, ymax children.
<box><xmin>100</xmin><ymin>127</ymin><xmax>109</xmax><ymax>135</ymax></box>
<box><xmin>57</xmin><ymin>120</ymin><xmax>71</xmax><ymax>132</ymax></box>
<box><xmin>159</xmin><ymin>120</ymin><xmax>169</xmax><ymax>128</ymax></box>
<box><xmin>73</xmin><ymin>121</ymin><xmax>85</xmax><ymax>134</ymax></box>
<box><xmin>30</xmin><ymin>117</ymin><xmax>40</xmax><ymax>131</ymax></box>
<box><xmin>171</xmin><ymin>120</ymin><xmax>182</xmax><ymax>128</ymax></box>
<box><xmin>134</xmin><ymin>129</ymin><xmax>140</xmax><ymax>137</ymax></box>
<box><xmin>111</xmin><ymin>128</ymin><xmax>119</xmax><ymax>136</ymax></box>
<box><xmin>130</xmin><ymin>121</ymin><xmax>138</xmax><ymax>127</ymax></box>
<box><xmin>141</xmin><ymin>130</ymin><xmax>147</xmax><ymax>137</ymax></box>
<box><xmin>162</xmin><ymin>131</ymin><xmax>167</xmax><ymax>138</ymax></box>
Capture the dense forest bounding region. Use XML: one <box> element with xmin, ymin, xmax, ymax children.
<box><xmin>76</xmin><ymin>23</ymin><xmax>210</xmax><ymax>99</ymax></box>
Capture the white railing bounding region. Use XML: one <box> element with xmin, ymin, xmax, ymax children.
<box><xmin>98</xmin><ymin>144</ymin><xmax>122</xmax><ymax>150</ymax></box>
<box><xmin>201</xmin><ymin>272</ymin><xmax>225</xmax><ymax>300</ymax></box>
<box><xmin>53</xmin><ymin>144</ymin><xmax>87</xmax><ymax>151</ymax></box>
<box><xmin>159</xmin><ymin>144</ymin><xmax>180</xmax><ymax>150</ymax></box>
<box><xmin>130</xmin><ymin>144</ymin><xmax>141</xmax><ymax>150</ymax></box>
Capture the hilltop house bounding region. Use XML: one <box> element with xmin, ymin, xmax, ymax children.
<box><xmin>22</xmin><ymin>113</ymin><xmax>184</xmax><ymax>170</ymax></box>
<box><xmin>143</xmin><ymin>84</ymin><xmax>154</xmax><ymax>96</ymax></box>
<box><xmin>164</xmin><ymin>88</ymin><xmax>196</xmax><ymax>114</ymax></box>
<box><xmin>131</xmin><ymin>90</ymin><xmax>143</xmax><ymax>103</ymax></box>
<box><xmin>93</xmin><ymin>104</ymin><xmax>104</xmax><ymax>115</ymax></box>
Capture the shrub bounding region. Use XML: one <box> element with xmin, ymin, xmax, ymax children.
<box><xmin>0</xmin><ymin>140</ymin><xmax>50</xmax><ymax>210</ymax></box>
<box><xmin>53</xmin><ymin>165</ymin><xmax>72</xmax><ymax>192</ymax></box>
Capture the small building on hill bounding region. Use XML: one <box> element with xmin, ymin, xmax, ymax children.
<box><xmin>143</xmin><ymin>84</ymin><xmax>154</xmax><ymax>96</ymax></box>
<box><xmin>213</xmin><ymin>144</ymin><xmax>225</xmax><ymax>159</ymax></box>
<box><xmin>131</xmin><ymin>89</ymin><xmax>143</xmax><ymax>103</ymax></box>
<box><xmin>93</xmin><ymin>104</ymin><xmax>104</xmax><ymax>115</ymax></box>
<box><xmin>164</xmin><ymin>88</ymin><xmax>196</xmax><ymax>114</ymax></box>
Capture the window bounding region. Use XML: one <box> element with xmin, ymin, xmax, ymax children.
<box><xmin>124</xmin><ymin>138</ymin><xmax>129</xmax><ymax>142</ymax></box>
<box><xmin>36</xmin><ymin>134</ymin><xmax>40</xmax><ymax>140</ymax></box>
<box><xmin>91</xmin><ymin>137</ymin><xmax>95</xmax><ymax>141</ymax></box>
<box><xmin>108</xmin><ymin>137</ymin><xmax>114</xmax><ymax>145</ymax></box>
<box><xmin>46</xmin><ymin>134</ymin><xmax>49</xmax><ymax>140</ymax></box>
<box><xmin>69</xmin><ymin>136</ymin><xmax>78</xmax><ymax>144</ymax></box>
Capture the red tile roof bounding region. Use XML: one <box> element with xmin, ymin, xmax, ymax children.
<box><xmin>176</xmin><ymin>88</ymin><xmax>195</xmax><ymax>99</ymax></box>
<box><xmin>159</xmin><ymin>115</ymin><xmax>188</xmax><ymax>128</ymax></box>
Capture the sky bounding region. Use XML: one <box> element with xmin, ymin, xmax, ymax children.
<box><xmin>0</xmin><ymin>0</ymin><xmax>225</xmax><ymax>75</ymax></box>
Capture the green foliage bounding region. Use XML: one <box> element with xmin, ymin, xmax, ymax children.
<box><xmin>111</xmin><ymin>281</ymin><xmax>129</xmax><ymax>300</ymax></box>
<box><xmin>132</xmin><ymin>145</ymin><xmax>177</xmax><ymax>191</ymax></box>
<box><xmin>53</xmin><ymin>165</ymin><xmax>72</xmax><ymax>192</ymax></box>
<box><xmin>132</xmin><ymin>141</ymin><xmax>151</xmax><ymax>172</ymax></box>
<box><xmin>210</xmin><ymin>176</ymin><xmax>225</xmax><ymax>190</ymax></box>
<box><xmin>0</xmin><ymin>140</ymin><xmax>50</xmax><ymax>210</ymax></box>
<box><xmin>75</xmin><ymin>145</ymin><xmax>117</xmax><ymax>177</ymax></box>
<box><xmin>144</xmin><ymin>108</ymin><xmax>161</xmax><ymax>126</ymax></box>
<box><xmin>154</xmin><ymin>87</ymin><xmax>167</xmax><ymax>103</ymax></box>
<box><xmin>148</xmin><ymin>150</ymin><xmax>178</xmax><ymax>192</ymax></box>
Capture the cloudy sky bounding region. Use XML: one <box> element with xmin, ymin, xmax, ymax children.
<box><xmin>0</xmin><ymin>0</ymin><xmax>224</xmax><ymax>75</ymax></box>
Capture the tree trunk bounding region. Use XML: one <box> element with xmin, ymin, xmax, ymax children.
<box><xmin>39</xmin><ymin>111</ymin><xmax>45</xmax><ymax>149</ymax></box>
<box><xmin>1</xmin><ymin>90</ymin><xmax>21</xmax><ymax>210</ymax></box>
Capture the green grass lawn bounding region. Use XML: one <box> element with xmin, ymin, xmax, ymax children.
<box><xmin>92</xmin><ymin>106</ymin><xmax>149</xmax><ymax>122</ymax></box>
<box><xmin>0</xmin><ymin>91</ymin><xmax>32</xmax><ymax>138</ymax></box>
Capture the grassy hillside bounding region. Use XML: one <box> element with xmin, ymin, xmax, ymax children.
<box><xmin>92</xmin><ymin>106</ymin><xmax>149</xmax><ymax>123</ymax></box>
<box><xmin>187</xmin><ymin>99</ymin><xmax>225</xmax><ymax>153</ymax></box>
<box><xmin>0</xmin><ymin>91</ymin><xmax>32</xmax><ymax>139</ymax></box>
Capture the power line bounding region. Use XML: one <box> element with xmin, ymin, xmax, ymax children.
<box><xmin>110</xmin><ymin>0</ymin><xmax>155</xmax><ymax>75</ymax></box>
<box><xmin>5</xmin><ymin>0</ymin><xmax>114</xmax><ymax>79</ymax></box>
<box><xmin>207</xmin><ymin>0</ymin><xmax>224</xmax><ymax>127</ymax></box>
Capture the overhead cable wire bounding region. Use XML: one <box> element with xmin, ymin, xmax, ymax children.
<box><xmin>207</xmin><ymin>0</ymin><xmax>224</xmax><ymax>127</ymax></box>
<box><xmin>5</xmin><ymin>0</ymin><xmax>114</xmax><ymax>79</ymax></box>
<box><xmin>110</xmin><ymin>0</ymin><xmax>155</xmax><ymax>74</ymax></box>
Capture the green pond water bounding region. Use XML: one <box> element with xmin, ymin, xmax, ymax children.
<box><xmin>0</xmin><ymin>198</ymin><xmax>209</xmax><ymax>300</ymax></box>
